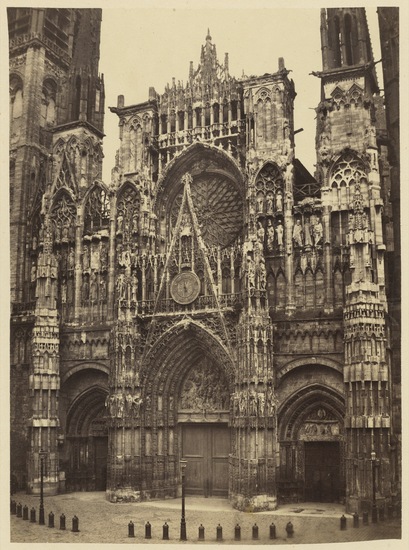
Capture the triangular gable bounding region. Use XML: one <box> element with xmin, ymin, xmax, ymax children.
<box><xmin>142</xmin><ymin>172</ymin><xmax>233</xmax><ymax>356</ymax></box>
<box><xmin>51</xmin><ymin>151</ymin><xmax>77</xmax><ymax>196</ymax></box>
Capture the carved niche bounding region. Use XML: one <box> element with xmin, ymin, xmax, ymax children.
<box><xmin>179</xmin><ymin>358</ymin><xmax>230</xmax><ymax>411</ymax></box>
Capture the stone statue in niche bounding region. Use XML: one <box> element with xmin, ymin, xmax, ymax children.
<box><xmin>247</xmin><ymin>256</ymin><xmax>255</xmax><ymax>289</ymax></box>
<box><xmin>276</xmin><ymin>191</ymin><xmax>283</xmax><ymax>211</ymax></box>
<box><xmin>100</xmin><ymin>244</ymin><xmax>108</xmax><ymax>271</ymax></box>
<box><xmin>31</xmin><ymin>262</ymin><xmax>37</xmax><ymax>282</ymax></box>
<box><xmin>82</xmin><ymin>245</ymin><xmax>90</xmax><ymax>269</ymax></box>
<box><xmin>131</xmin><ymin>274</ymin><xmax>138</xmax><ymax>302</ymax></box>
<box><xmin>258</xmin><ymin>258</ymin><xmax>267</xmax><ymax>289</ymax></box>
<box><xmin>82</xmin><ymin>276</ymin><xmax>89</xmax><ymax>301</ymax></box>
<box><xmin>257</xmin><ymin>221</ymin><xmax>265</xmax><ymax>247</ymax></box>
<box><xmin>266</xmin><ymin>192</ymin><xmax>274</xmax><ymax>213</ymax></box>
<box><xmin>266</xmin><ymin>219</ymin><xmax>275</xmax><ymax>252</ymax></box>
<box><xmin>276</xmin><ymin>220</ymin><xmax>284</xmax><ymax>248</ymax></box>
<box><xmin>313</xmin><ymin>218</ymin><xmax>323</xmax><ymax>246</ymax></box>
<box><xmin>117</xmin><ymin>273</ymin><xmax>126</xmax><ymax>300</ymax></box>
<box><xmin>61</xmin><ymin>278</ymin><xmax>67</xmax><ymax>303</ymax></box>
<box><xmin>116</xmin><ymin>213</ymin><xmax>124</xmax><ymax>234</ymax></box>
<box><xmin>180</xmin><ymin>359</ymin><xmax>229</xmax><ymax>411</ymax></box>
<box><xmin>292</xmin><ymin>219</ymin><xmax>303</xmax><ymax>247</ymax></box>
<box><xmin>68</xmin><ymin>247</ymin><xmax>75</xmax><ymax>270</ymax></box>
<box><xmin>304</xmin><ymin>217</ymin><xmax>312</xmax><ymax>247</ymax></box>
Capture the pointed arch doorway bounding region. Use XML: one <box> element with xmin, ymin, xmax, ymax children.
<box><xmin>178</xmin><ymin>355</ymin><xmax>231</xmax><ymax>498</ymax></box>
<box><xmin>65</xmin><ymin>386</ymin><xmax>108</xmax><ymax>492</ymax></box>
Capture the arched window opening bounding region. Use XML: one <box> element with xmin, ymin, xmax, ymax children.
<box><xmin>41</xmin><ymin>79</ymin><xmax>57</xmax><ymax>127</ymax></box>
<box><xmin>334</xmin><ymin>16</ymin><xmax>342</xmax><ymax>66</ymax></box>
<box><xmin>84</xmin><ymin>186</ymin><xmax>110</xmax><ymax>235</ymax></box>
<box><xmin>213</xmin><ymin>103</ymin><xmax>220</xmax><ymax>124</ymax></box>
<box><xmin>178</xmin><ymin>111</ymin><xmax>184</xmax><ymax>131</ymax></box>
<box><xmin>344</xmin><ymin>14</ymin><xmax>354</xmax><ymax>66</ymax></box>
<box><xmin>10</xmin><ymin>76</ymin><xmax>24</xmax><ymax>120</ymax></box>
<box><xmin>170</xmin><ymin>111</ymin><xmax>176</xmax><ymax>133</ymax></box>
<box><xmin>231</xmin><ymin>101</ymin><xmax>237</xmax><ymax>121</ymax></box>
<box><xmin>204</xmin><ymin>104</ymin><xmax>211</xmax><ymax>126</ymax></box>
<box><xmin>73</xmin><ymin>75</ymin><xmax>81</xmax><ymax>120</ymax></box>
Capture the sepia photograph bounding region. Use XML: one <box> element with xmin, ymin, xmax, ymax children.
<box><xmin>3</xmin><ymin>0</ymin><xmax>405</xmax><ymax>547</ymax></box>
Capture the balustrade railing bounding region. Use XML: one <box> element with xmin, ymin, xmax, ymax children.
<box><xmin>158</xmin><ymin>120</ymin><xmax>244</xmax><ymax>149</ymax></box>
<box><xmin>136</xmin><ymin>291</ymin><xmax>268</xmax><ymax>316</ymax></box>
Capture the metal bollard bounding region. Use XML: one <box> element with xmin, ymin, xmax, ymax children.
<box><xmin>362</xmin><ymin>511</ymin><xmax>369</xmax><ymax>525</ymax></box>
<box><xmin>11</xmin><ymin>500</ymin><xmax>16</xmax><ymax>514</ymax></box>
<box><xmin>252</xmin><ymin>523</ymin><xmax>259</xmax><ymax>540</ymax></box>
<box><xmin>340</xmin><ymin>515</ymin><xmax>347</xmax><ymax>530</ymax></box>
<box><xmin>379</xmin><ymin>507</ymin><xmax>385</xmax><ymax>521</ymax></box>
<box><xmin>286</xmin><ymin>521</ymin><xmax>294</xmax><ymax>538</ymax></box>
<box><xmin>216</xmin><ymin>523</ymin><xmax>223</xmax><ymax>541</ymax></box>
<box><xmin>23</xmin><ymin>505</ymin><xmax>29</xmax><ymax>520</ymax></box>
<box><xmin>198</xmin><ymin>524</ymin><xmax>205</xmax><ymax>541</ymax></box>
<box><xmin>60</xmin><ymin>514</ymin><xmax>66</xmax><ymax>530</ymax></box>
<box><xmin>387</xmin><ymin>504</ymin><xmax>394</xmax><ymax>519</ymax></box>
<box><xmin>16</xmin><ymin>503</ymin><xmax>22</xmax><ymax>518</ymax></box>
<box><xmin>270</xmin><ymin>523</ymin><xmax>276</xmax><ymax>540</ymax></box>
<box><xmin>72</xmin><ymin>515</ymin><xmax>79</xmax><ymax>532</ymax></box>
<box><xmin>353</xmin><ymin>512</ymin><xmax>359</xmax><ymax>528</ymax></box>
<box><xmin>30</xmin><ymin>507</ymin><xmax>36</xmax><ymax>523</ymax></box>
<box><xmin>128</xmin><ymin>521</ymin><xmax>135</xmax><ymax>538</ymax></box>
<box><xmin>145</xmin><ymin>521</ymin><xmax>152</xmax><ymax>539</ymax></box>
<box><xmin>234</xmin><ymin>524</ymin><xmax>241</xmax><ymax>541</ymax></box>
<box><xmin>48</xmin><ymin>511</ymin><xmax>54</xmax><ymax>528</ymax></box>
<box><xmin>163</xmin><ymin>522</ymin><xmax>169</xmax><ymax>540</ymax></box>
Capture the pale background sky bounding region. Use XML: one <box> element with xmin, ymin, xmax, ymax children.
<box><xmin>99</xmin><ymin>5</ymin><xmax>382</xmax><ymax>183</ymax></box>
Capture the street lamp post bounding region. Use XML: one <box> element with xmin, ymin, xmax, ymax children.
<box><xmin>39</xmin><ymin>449</ymin><xmax>47</xmax><ymax>525</ymax></box>
<box><xmin>180</xmin><ymin>459</ymin><xmax>187</xmax><ymax>541</ymax></box>
<box><xmin>371</xmin><ymin>451</ymin><xmax>378</xmax><ymax>523</ymax></box>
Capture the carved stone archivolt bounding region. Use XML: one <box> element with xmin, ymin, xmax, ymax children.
<box><xmin>179</xmin><ymin>358</ymin><xmax>230</xmax><ymax>411</ymax></box>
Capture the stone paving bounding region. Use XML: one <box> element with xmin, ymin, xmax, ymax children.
<box><xmin>9</xmin><ymin>492</ymin><xmax>402</xmax><ymax>545</ymax></box>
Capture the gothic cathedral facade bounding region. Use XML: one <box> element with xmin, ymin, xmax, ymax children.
<box><xmin>9</xmin><ymin>8</ymin><xmax>400</xmax><ymax>514</ymax></box>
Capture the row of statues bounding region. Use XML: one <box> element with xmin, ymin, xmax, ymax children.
<box><xmin>232</xmin><ymin>390</ymin><xmax>276</xmax><ymax>417</ymax></box>
<box><xmin>105</xmin><ymin>393</ymin><xmax>143</xmax><ymax>418</ymax></box>
<box><xmin>293</xmin><ymin>217</ymin><xmax>323</xmax><ymax>248</ymax></box>
<box><xmin>256</xmin><ymin>217</ymin><xmax>323</xmax><ymax>252</ymax></box>
<box><xmin>256</xmin><ymin>190</ymin><xmax>283</xmax><ymax>214</ymax></box>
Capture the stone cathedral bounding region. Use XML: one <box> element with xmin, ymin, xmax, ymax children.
<box><xmin>9</xmin><ymin>8</ymin><xmax>400</xmax><ymax>513</ymax></box>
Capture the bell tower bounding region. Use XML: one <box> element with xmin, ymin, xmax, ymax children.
<box><xmin>9</xmin><ymin>8</ymin><xmax>105</xmax><ymax>494</ymax></box>
<box><xmin>315</xmin><ymin>8</ymin><xmax>393</xmax><ymax>514</ymax></box>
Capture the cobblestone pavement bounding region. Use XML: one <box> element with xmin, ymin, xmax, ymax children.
<box><xmin>9</xmin><ymin>492</ymin><xmax>401</xmax><ymax>545</ymax></box>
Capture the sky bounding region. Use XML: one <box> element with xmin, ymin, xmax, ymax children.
<box><xmin>98</xmin><ymin>5</ymin><xmax>383</xmax><ymax>183</ymax></box>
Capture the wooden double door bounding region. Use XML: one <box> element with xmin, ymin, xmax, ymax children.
<box><xmin>304</xmin><ymin>441</ymin><xmax>340</xmax><ymax>502</ymax></box>
<box><xmin>182</xmin><ymin>423</ymin><xmax>230</xmax><ymax>497</ymax></box>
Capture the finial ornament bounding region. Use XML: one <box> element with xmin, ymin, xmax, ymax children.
<box><xmin>181</xmin><ymin>172</ymin><xmax>193</xmax><ymax>188</ymax></box>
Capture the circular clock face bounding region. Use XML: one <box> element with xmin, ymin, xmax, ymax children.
<box><xmin>171</xmin><ymin>272</ymin><xmax>200</xmax><ymax>305</ymax></box>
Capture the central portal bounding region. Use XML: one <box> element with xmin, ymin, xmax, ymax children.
<box><xmin>182</xmin><ymin>423</ymin><xmax>230</xmax><ymax>497</ymax></box>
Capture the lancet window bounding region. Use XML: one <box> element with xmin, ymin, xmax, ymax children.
<box><xmin>84</xmin><ymin>186</ymin><xmax>110</xmax><ymax>235</ymax></box>
<box><xmin>329</xmin><ymin>153</ymin><xmax>368</xmax><ymax>211</ymax></box>
<box><xmin>49</xmin><ymin>192</ymin><xmax>76</xmax><ymax>243</ymax></box>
